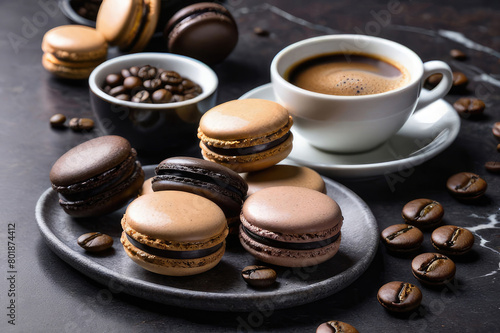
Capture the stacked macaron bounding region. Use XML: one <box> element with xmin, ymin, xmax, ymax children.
<box><xmin>42</xmin><ymin>25</ymin><xmax>108</xmax><ymax>79</ymax></box>
<box><xmin>198</xmin><ymin>99</ymin><xmax>294</xmax><ymax>173</ymax></box>
<box><xmin>49</xmin><ymin>135</ymin><xmax>144</xmax><ymax>217</ymax></box>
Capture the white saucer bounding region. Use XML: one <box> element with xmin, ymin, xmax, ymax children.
<box><xmin>239</xmin><ymin>83</ymin><xmax>460</xmax><ymax>179</ymax></box>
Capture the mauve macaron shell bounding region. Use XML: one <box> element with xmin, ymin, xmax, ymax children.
<box><xmin>199</xmin><ymin>99</ymin><xmax>290</xmax><ymax>140</ymax></box>
<box><xmin>243</xmin><ymin>165</ymin><xmax>326</xmax><ymax>196</ymax></box>
<box><xmin>242</xmin><ymin>186</ymin><xmax>342</xmax><ymax>237</ymax></box>
<box><xmin>49</xmin><ymin>135</ymin><xmax>131</xmax><ymax>186</ymax></box>
<box><xmin>124</xmin><ymin>191</ymin><xmax>227</xmax><ymax>242</ymax></box>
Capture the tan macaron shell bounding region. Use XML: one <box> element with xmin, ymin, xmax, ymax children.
<box><xmin>242</xmin><ymin>165</ymin><xmax>326</xmax><ymax>196</ymax></box>
<box><xmin>122</xmin><ymin>191</ymin><xmax>228</xmax><ymax>250</ymax></box>
<box><xmin>198</xmin><ymin>99</ymin><xmax>293</xmax><ymax>148</ymax></box>
<box><xmin>42</xmin><ymin>25</ymin><xmax>108</xmax><ymax>62</ymax></box>
<box><xmin>96</xmin><ymin>0</ymin><xmax>160</xmax><ymax>52</ymax></box>
<box><xmin>242</xmin><ymin>186</ymin><xmax>342</xmax><ymax>240</ymax></box>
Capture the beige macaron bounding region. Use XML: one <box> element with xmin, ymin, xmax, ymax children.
<box><xmin>242</xmin><ymin>164</ymin><xmax>326</xmax><ymax>196</ymax></box>
<box><xmin>198</xmin><ymin>99</ymin><xmax>293</xmax><ymax>173</ymax></box>
<box><xmin>41</xmin><ymin>25</ymin><xmax>108</xmax><ymax>79</ymax></box>
<box><xmin>121</xmin><ymin>191</ymin><xmax>228</xmax><ymax>276</ymax></box>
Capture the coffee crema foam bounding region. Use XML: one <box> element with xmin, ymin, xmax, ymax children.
<box><xmin>287</xmin><ymin>53</ymin><xmax>410</xmax><ymax>96</ymax></box>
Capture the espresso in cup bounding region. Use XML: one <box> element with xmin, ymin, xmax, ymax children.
<box><xmin>285</xmin><ymin>52</ymin><xmax>410</xmax><ymax>96</ymax></box>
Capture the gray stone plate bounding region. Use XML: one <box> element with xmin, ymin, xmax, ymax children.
<box><xmin>35</xmin><ymin>165</ymin><xmax>378</xmax><ymax>311</ymax></box>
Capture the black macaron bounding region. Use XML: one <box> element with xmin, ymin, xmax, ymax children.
<box><xmin>152</xmin><ymin>156</ymin><xmax>248</xmax><ymax>227</ymax></box>
<box><xmin>163</xmin><ymin>2</ymin><xmax>238</xmax><ymax>65</ymax></box>
<box><xmin>49</xmin><ymin>135</ymin><xmax>144</xmax><ymax>217</ymax></box>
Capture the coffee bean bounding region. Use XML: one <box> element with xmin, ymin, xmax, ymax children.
<box><xmin>316</xmin><ymin>321</ymin><xmax>359</xmax><ymax>333</ymax></box>
<box><xmin>138</xmin><ymin>65</ymin><xmax>157</xmax><ymax>80</ymax></box>
<box><xmin>253</xmin><ymin>26</ymin><xmax>270</xmax><ymax>37</ymax></box>
<box><xmin>485</xmin><ymin>161</ymin><xmax>500</xmax><ymax>174</ymax></box>
<box><xmin>446</xmin><ymin>172</ymin><xmax>487</xmax><ymax>201</ymax></box>
<box><xmin>493</xmin><ymin>122</ymin><xmax>500</xmax><ymax>141</ymax></box>
<box><xmin>450</xmin><ymin>49</ymin><xmax>467</xmax><ymax>60</ymax></box>
<box><xmin>131</xmin><ymin>90</ymin><xmax>151</xmax><ymax>103</ymax></box>
<box><xmin>377</xmin><ymin>281</ymin><xmax>422</xmax><ymax>313</ymax></box>
<box><xmin>151</xmin><ymin>89</ymin><xmax>172</xmax><ymax>103</ymax></box>
<box><xmin>105</xmin><ymin>73</ymin><xmax>123</xmax><ymax>88</ymax></box>
<box><xmin>452</xmin><ymin>71</ymin><xmax>468</xmax><ymax>89</ymax></box>
<box><xmin>425</xmin><ymin>73</ymin><xmax>442</xmax><ymax>88</ymax></box>
<box><xmin>241</xmin><ymin>265</ymin><xmax>277</xmax><ymax>288</ymax></box>
<box><xmin>109</xmin><ymin>85</ymin><xmax>127</xmax><ymax>97</ymax></box>
<box><xmin>402</xmin><ymin>199</ymin><xmax>444</xmax><ymax>229</ymax></box>
<box><xmin>77</xmin><ymin>232</ymin><xmax>113</xmax><ymax>252</ymax></box>
<box><xmin>431</xmin><ymin>225</ymin><xmax>474</xmax><ymax>255</ymax></box>
<box><xmin>497</xmin><ymin>144</ymin><xmax>500</xmax><ymax>152</ymax></box>
<box><xmin>411</xmin><ymin>252</ymin><xmax>456</xmax><ymax>286</ymax></box>
<box><xmin>381</xmin><ymin>224</ymin><xmax>424</xmax><ymax>253</ymax></box>
<box><xmin>115</xmin><ymin>94</ymin><xmax>130</xmax><ymax>101</ymax></box>
<box><xmin>129</xmin><ymin>66</ymin><xmax>140</xmax><ymax>76</ymax></box>
<box><xmin>69</xmin><ymin>118</ymin><xmax>94</xmax><ymax>132</ymax></box>
<box><xmin>123</xmin><ymin>76</ymin><xmax>143</xmax><ymax>91</ymax></box>
<box><xmin>453</xmin><ymin>97</ymin><xmax>485</xmax><ymax>117</ymax></box>
<box><xmin>102</xmin><ymin>66</ymin><xmax>202</xmax><ymax>104</ymax></box>
<box><xmin>143</xmin><ymin>79</ymin><xmax>162</xmax><ymax>91</ymax></box>
<box><xmin>50</xmin><ymin>113</ymin><xmax>66</xmax><ymax>128</ymax></box>
<box><xmin>160</xmin><ymin>71</ymin><xmax>183</xmax><ymax>84</ymax></box>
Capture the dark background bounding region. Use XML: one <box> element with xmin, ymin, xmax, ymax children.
<box><xmin>1</xmin><ymin>0</ymin><xmax>499</xmax><ymax>332</ymax></box>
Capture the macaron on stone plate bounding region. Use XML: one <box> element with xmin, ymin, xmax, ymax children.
<box><xmin>36</xmin><ymin>166</ymin><xmax>378</xmax><ymax>311</ymax></box>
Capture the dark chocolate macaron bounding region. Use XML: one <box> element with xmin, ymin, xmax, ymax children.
<box><xmin>50</xmin><ymin>135</ymin><xmax>144</xmax><ymax>217</ymax></box>
<box><xmin>152</xmin><ymin>157</ymin><xmax>248</xmax><ymax>230</ymax></box>
<box><xmin>163</xmin><ymin>2</ymin><xmax>238</xmax><ymax>65</ymax></box>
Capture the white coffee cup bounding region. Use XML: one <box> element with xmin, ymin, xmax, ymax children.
<box><xmin>271</xmin><ymin>34</ymin><xmax>453</xmax><ymax>153</ymax></box>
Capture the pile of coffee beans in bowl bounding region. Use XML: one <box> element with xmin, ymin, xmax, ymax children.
<box><xmin>102</xmin><ymin>65</ymin><xmax>202</xmax><ymax>104</ymax></box>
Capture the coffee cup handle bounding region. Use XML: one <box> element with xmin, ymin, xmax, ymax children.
<box><xmin>414</xmin><ymin>61</ymin><xmax>453</xmax><ymax>111</ymax></box>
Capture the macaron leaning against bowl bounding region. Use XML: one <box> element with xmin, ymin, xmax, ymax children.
<box><xmin>41</xmin><ymin>25</ymin><xmax>108</xmax><ymax>79</ymax></box>
<box><xmin>239</xmin><ymin>186</ymin><xmax>343</xmax><ymax>267</ymax></box>
<box><xmin>121</xmin><ymin>191</ymin><xmax>228</xmax><ymax>276</ymax></box>
<box><xmin>198</xmin><ymin>99</ymin><xmax>294</xmax><ymax>173</ymax></box>
<box><xmin>96</xmin><ymin>0</ymin><xmax>160</xmax><ymax>53</ymax></box>
<box><xmin>152</xmin><ymin>156</ymin><xmax>248</xmax><ymax>232</ymax></box>
<box><xmin>163</xmin><ymin>2</ymin><xmax>238</xmax><ymax>65</ymax></box>
<box><xmin>49</xmin><ymin>135</ymin><xmax>144</xmax><ymax>217</ymax></box>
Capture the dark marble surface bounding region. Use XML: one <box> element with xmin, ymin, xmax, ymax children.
<box><xmin>1</xmin><ymin>0</ymin><xmax>499</xmax><ymax>332</ymax></box>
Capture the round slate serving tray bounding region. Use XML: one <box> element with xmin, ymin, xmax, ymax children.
<box><xmin>35</xmin><ymin>166</ymin><xmax>378</xmax><ymax>311</ymax></box>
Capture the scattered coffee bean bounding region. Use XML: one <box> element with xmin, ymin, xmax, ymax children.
<box><xmin>316</xmin><ymin>320</ymin><xmax>359</xmax><ymax>333</ymax></box>
<box><xmin>425</xmin><ymin>73</ymin><xmax>442</xmax><ymax>88</ymax></box>
<box><xmin>253</xmin><ymin>27</ymin><xmax>270</xmax><ymax>37</ymax></box>
<box><xmin>241</xmin><ymin>265</ymin><xmax>277</xmax><ymax>288</ymax></box>
<box><xmin>411</xmin><ymin>252</ymin><xmax>456</xmax><ymax>286</ymax></box>
<box><xmin>77</xmin><ymin>232</ymin><xmax>113</xmax><ymax>252</ymax></box>
<box><xmin>452</xmin><ymin>71</ymin><xmax>468</xmax><ymax>90</ymax></box>
<box><xmin>485</xmin><ymin>161</ymin><xmax>500</xmax><ymax>174</ymax></box>
<box><xmin>102</xmin><ymin>65</ymin><xmax>202</xmax><ymax>104</ymax></box>
<box><xmin>68</xmin><ymin>118</ymin><xmax>94</xmax><ymax>132</ymax></box>
<box><xmin>497</xmin><ymin>144</ymin><xmax>500</xmax><ymax>152</ymax></box>
<box><xmin>446</xmin><ymin>172</ymin><xmax>487</xmax><ymax>201</ymax></box>
<box><xmin>453</xmin><ymin>97</ymin><xmax>485</xmax><ymax>117</ymax></box>
<box><xmin>402</xmin><ymin>199</ymin><xmax>444</xmax><ymax>229</ymax></box>
<box><xmin>431</xmin><ymin>225</ymin><xmax>474</xmax><ymax>255</ymax></box>
<box><xmin>450</xmin><ymin>49</ymin><xmax>467</xmax><ymax>60</ymax></box>
<box><xmin>50</xmin><ymin>113</ymin><xmax>66</xmax><ymax>128</ymax></box>
<box><xmin>492</xmin><ymin>122</ymin><xmax>500</xmax><ymax>141</ymax></box>
<box><xmin>381</xmin><ymin>224</ymin><xmax>424</xmax><ymax>253</ymax></box>
<box><xmin>377</xmin><ymin>281</ymin><xmax>422</xmax><ymax>313</ymax></box>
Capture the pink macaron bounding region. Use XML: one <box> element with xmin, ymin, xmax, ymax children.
<box><xmin>239</xmin><ymin>186</ymin><xmax>343</xmax><ymax>267</ymax></box>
